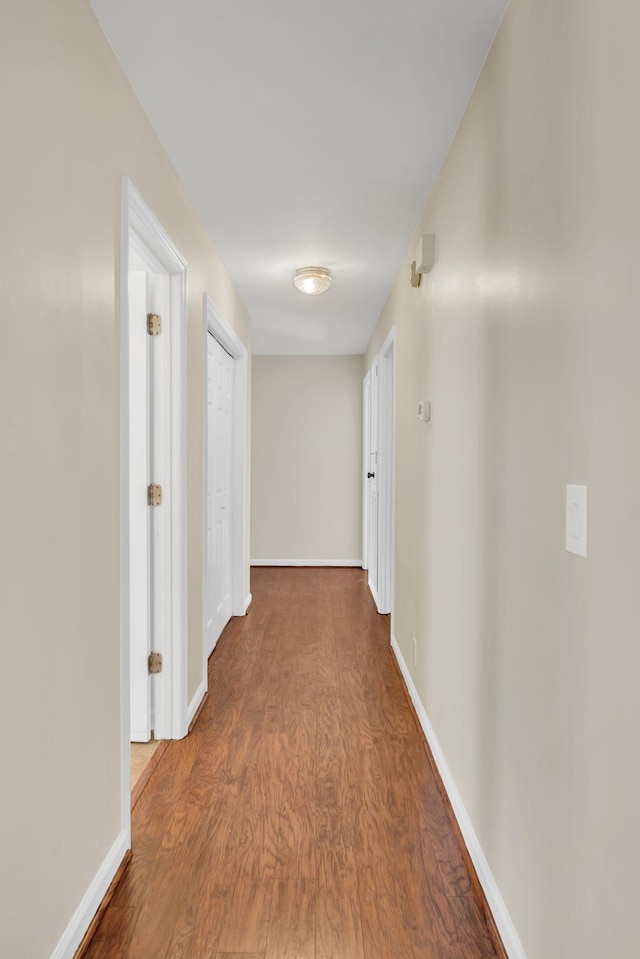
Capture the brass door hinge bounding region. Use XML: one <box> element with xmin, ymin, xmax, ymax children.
<box><xmin>147</xmin><ymin>312</ymin><xmax>161</xmax><ymax>336</ymax></box>
<box><xmin>148</xmin><ymin>484</ymin><xmax>162</xmax><ymax>506</ymax></box>
<box><xmin>148</xmin><ymin>652</ymin><xmax>163</xmax><ymax>674</ymax></box>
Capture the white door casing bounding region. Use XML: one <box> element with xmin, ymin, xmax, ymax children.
<box><xmin>120</xmin><ymin>177</ymin><xmax>189</xmax><ymax>839</ymax></box>
<box><xmin>146</xmin><ymin>270</ymin><xmax>175</xmax><ymax>740</ymax></box>
<box><xmin>206</xmin><ymin>334</ymin><xmax>234</xmax><ymax>656</ymax></box>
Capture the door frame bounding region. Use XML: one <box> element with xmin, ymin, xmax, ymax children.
<box><xmin>368</xmin><ymin>356</ymin><xmax>380</xmax><ymax>606</ymax></box>
<box><xmin>366</xmin><ymin>327</ymin><xmax>396</xmax><ymax>617</ymax></box>
<box><xmin>377</xmin><ymin>327</ymin><xmax>396</xmax><ymax>616</ymax></box>
<box><xmin>120</xmin><ymin>177</ymin><xmax>189</xmax><ymax>837</ymax></box>
<box><xmin>365</xmin><ymin>326</ymin><xmax>396</xmax><ymax>614</ymax></box>
<box><xmin>202</xmin><ymin>294</ymin><xmax>250</xmax><ymax>684</ymax></box>
<box><xmin>362</xmin><ymin>371</ymin><xmax>371</xmax><ymax>571</ymax></box>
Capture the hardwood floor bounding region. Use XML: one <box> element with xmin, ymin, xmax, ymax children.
<box><xmin>131</xmin><ymin>741</ymin><xmax>163</xmax><ymax>789</ymax></box>
<box><xmin>85</xmin><ymin>567</ymin><xmax>499</xmax><ymax>959</ymax></box>
<box><xmin>131</xmin><ymin>739</ymin><xmax>169</xmax><ymax>811</ymax></box>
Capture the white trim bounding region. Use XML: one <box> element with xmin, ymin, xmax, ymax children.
<box><xmin>131</xmin><ymin>727</ymin><xmax>153</xmax><ymax>742</ymax></box>
<box><xmin>187</xmin><ymin>679</ymin><xmax>208</xmax><ymax>728</ymax></box>
<box><xmin>203</xmin><ymin>294</ymin><xmax>249</xmax><ymax>681</ymax></box>
<box><xmin>168</xmin><ymin>261</ymin><xmax>189</xmax><ymax>743</ymax></box>
<box><xmin>244</xmin><ymin>592</ymin><xmax>253</xmax><ymax>612</ymax></box>
<box><xmin>119</xmin><ymin>181</ymin><xmax>133</xmax><ymax>843</ymax></box>
<box><xmin>120</xmin><ymin>176</ymin><xmax>189</xmax><ymax>852</ymax></box>
<box><xmin>251</xmin><ymin>559</ymin><xmax>363</xmax><ymax>567</ymax></box>
<box><xmin>369</xmin><ymin>581</ymin><xmax>381</xmax><ymax>611</ymax></box>
<box><xmin>49</xmin><ymin>830</ymin><xmax>129</xmax><ymax>959</ymax></box>
<box><xmin>391</xmin><ymin>636</ymin><xmax>527</xmax><ymax>959</ymax></box>
<box><xmin>207</xmin><ymin>628</ymin><xmax>224</xmax><ymax>659</ymax></box>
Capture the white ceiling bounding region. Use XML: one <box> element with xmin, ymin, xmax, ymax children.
<box><xmin>90</xmin><ymin>0</ymin><xmax>507</xmax><ymax>354</ymax></box>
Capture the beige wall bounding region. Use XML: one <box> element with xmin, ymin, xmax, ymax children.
<box><xmin>0</xmin><ymin>1</ymin><xmax>250</xmax><ymax>956</ymax></box>
<box><xmin>365</xmin><ymin>0</ymin><xmax>640</xmax><ymax>955</ymax></box>
<box><xmin>251</xmin><ymin>355</ymin><xmax>363</xmax><ymax>563</ymax></box>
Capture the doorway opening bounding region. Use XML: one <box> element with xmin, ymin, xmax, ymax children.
<box><xmin>367</xmin><ymin>357</ymin><xmax>380</xmax><ymax>603</ymax></box>
<box><xmin>365</xmin><ymin>328</ymin><xmax>395</xmax><ymax>618</ymax></box>
<box><xmin>202</xmin><ymin>294</ymin><xmax>250</xmax><ymax>684</ymax></box>
<box><xmin>362</xmin><ymin>370</ymin><xmax>371</xmax><ymax>572</ymax></box>
<box><xmin>120</xmin><ymin>178</ymin><xmax>188</xmax><ymax>832</ymax></box>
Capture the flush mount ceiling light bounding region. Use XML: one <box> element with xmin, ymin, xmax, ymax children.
<box><xmin>293</xmin><ymin>266</ymin><xmax>332</xmax><ymax>296</ymax></box>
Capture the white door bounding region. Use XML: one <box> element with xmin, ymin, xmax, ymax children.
<box><xmin>124</xmin><ymin>179</ymin><xmax>189</xmax><ymax>753</ymax></box>
<box><xmin>206</xmin><ymin>333</ymin><xmax>234</xmax><ymax>657</ymax></box>
<box><xmin>362</xmin><ymin>373</ymin><xmax>371</xmax><ymax>571</ymax></box>
<box><xmin>147</xmin><ymin>272</ymin><xmax>172</xmax><ymax>731</ymax></box>
<box><xmin>377</xmin><ymin>340</ymin><xmax>395</xmax><ymax>614</ymax></box>
<box><xmin>129</xmin><ymin>268</ymin><xmax>172</xmax><ymax>742</ymax></box>
<box><xmin>368</xmin><ymin>359</ymin><xmax>379</xmax><ymax>603</ymax></box>
<box><xmin>367</xmin><ymin>331</ymin><xmax>395</xmax><ymax>615</ymax></box>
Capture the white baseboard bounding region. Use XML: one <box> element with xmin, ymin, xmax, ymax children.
<box><xmin>187</xmin><ymin>679</ymin><xmax>207</xmax><ymax>727</ymax></box>
<box><xmin>206</xmin><ymin>634</ymin><xmax>219</xmax><ymax>661</ymax></box>
<box><xmin>49</xmin><ymin>828</ymin><xmax>129</xmax><ymax>959</ymax></box>
<box><xmin>131</xmin><ymin>729</ymin><xmax>151</xmax><ymax>743</ymax></box>
<box><xmin>368</xmin><ymin>580</ymin><xmax>381</xmax><ymax>611</ymax></box>
<box><xmin>232</xmin><ymin>593</ymin><xmax>252</xmax><ymax>617</ymax></box>
<box><xmin>391</xmin><ymin>636</ymin><xmax>527</xmax><ymax>959</ymax></box>
<box><xmin>251</xmin><ymin>559</ymin><xmax>363</xmax><ymax>567</ymax></box>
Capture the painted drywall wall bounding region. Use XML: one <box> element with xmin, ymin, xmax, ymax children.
<box><xmin>0</xmin><ymin>1</ymin><xmax>251</xmax><ymax>956</ymax></box>
<box><xmin>365</xmin><ymin>0</ymin><xmax>640</xmax><ymax>955</ymax></box>
<box><xmin>251</xmin><ymin>355</ymin><xmax>363</xmax><ymax>563</ymax></box>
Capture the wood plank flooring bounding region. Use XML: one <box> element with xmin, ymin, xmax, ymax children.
<box><xmin>85</xmin><ymin>567</ymin><xmax>499</xmax><ymax>959</ymax></box>
<box><xmin>131</xmin><ymin>741</ymin><xmax>162</xmax><ymax>791</ymax></box>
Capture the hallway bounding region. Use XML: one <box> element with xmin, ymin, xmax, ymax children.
<box><xmin>86</xmin><ymin>568</ymin><xmax>499</xmax><ymax>959</ymax></box>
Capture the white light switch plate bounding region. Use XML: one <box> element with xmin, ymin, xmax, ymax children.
<box><xmin>418</xmin><ymin>399</ymin><xmax>432</xmax><ymax>424</ymax></box>
<box><xmin>566</xmin><ymin>485</ymin><xmax>587</xmax><ymax>558</ymax></box>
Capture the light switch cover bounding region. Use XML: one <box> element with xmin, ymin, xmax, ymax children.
<box><xmin>566</xmin><ymin>485</ymin><xmax>587</xmax><ymax>558</ymax></box>
<box><xmin>417</xmin><ymin>400</ymin><xmax>432</xmax><ymax>424</ymax></box>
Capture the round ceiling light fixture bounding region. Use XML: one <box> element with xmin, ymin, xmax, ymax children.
<box><xmin>293</xmin><ymin>266</ymin><xmax>332</xmax><ymax>296</ymax></box>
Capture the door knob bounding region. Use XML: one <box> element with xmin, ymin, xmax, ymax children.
<box><xmin>367</xmin><ymin>472</ymin><xmax>375</xmax><ymax>479</ymax></box>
